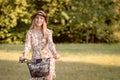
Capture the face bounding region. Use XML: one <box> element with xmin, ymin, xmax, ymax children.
<box><xmin>34</xmin><ymin>15</ymin><xmax>45</xmax><ymax>27</ymax></box>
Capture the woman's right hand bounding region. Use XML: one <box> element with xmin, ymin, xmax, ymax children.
<box><xmin>19</xmin><ymin>56</ymin><xmax>25</xmax><ymax>63</ymax></box>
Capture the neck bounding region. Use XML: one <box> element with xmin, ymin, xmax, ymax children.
<box><xmin>34</xmin><ymin>26</ymin><xmax>42</xmax><ymax>31</ymax></box>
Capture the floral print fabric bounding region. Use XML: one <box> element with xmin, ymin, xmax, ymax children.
<box><xmin>23</xmin><ymin>29</ymin><xmax>57</xmax><ymax>80</ymax></box>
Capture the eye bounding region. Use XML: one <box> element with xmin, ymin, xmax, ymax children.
<box><xmin>40</xmin><ymin>17</ymin><xmax>43</xmax><ymax>19</ymax></box>
<box><xmin>35</xmin><ymin>15</ymin><xmax>44</xmax><ymax>21</ymax></box>
<box><xmin>35</xmin><ymin>16</ymin><xmax>39</xmax><ymax>19</ymax></box>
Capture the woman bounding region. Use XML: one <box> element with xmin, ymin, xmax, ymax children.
<box><xmin>19</xmin><ymin>10</ymin><xmax>60</xmax><ymax>80</ymax></box>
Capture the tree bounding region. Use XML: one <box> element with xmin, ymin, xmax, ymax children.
<box><xmin>67</xmin><ymin>0</ymin><xmax>119</xmax><ymax>43</ymax></box>
<box><xmin>0</xmin><ymin>0</ymin><xmax>119</xmax><ymax>44</ymax></box>
<box><xmin>0</xmin><ymin>0</ymin><xmax>34</xmax><ymax>44</ymax></box>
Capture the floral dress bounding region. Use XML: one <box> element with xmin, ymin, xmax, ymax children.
<box><xmin>23</xmin><ymin>29</ymin><xmax>57</xmax><ymax>80</ymax></box>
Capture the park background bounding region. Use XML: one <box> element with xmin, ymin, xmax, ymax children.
<box><xmin>0</xmin><ymin>0</ymin><xmax>120</xmax><ymax>80</ymax></box>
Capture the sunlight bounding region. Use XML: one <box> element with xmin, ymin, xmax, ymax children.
<box><xmin>59</xmin><ymin>53</ymin><xmax>120</xmax><ymax>66</ymax></box>
<box><xmin>0</xmin><ymin>51</ymin><xmax>120</xmax><ymax>67</ymax></box>
<box><xmin>0</xmin><ymin>51</ymin><xmax>31</xmax><ymax>61</ymax></box>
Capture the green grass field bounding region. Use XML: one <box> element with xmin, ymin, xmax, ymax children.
<box><xmin>0</xmin><ymin>43</ymin><xmax>120</xmax><ymax>80</ymax></box>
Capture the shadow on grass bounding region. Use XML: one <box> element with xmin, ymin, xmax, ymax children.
<box><xmin>0</xmin><ymin>60</ymin><xmax>29</xmax><ymax>80</ymax></box>
<box><xmin>56</xmin><ymin>61</ymin><xmax>120</xmax><ymax>80</ymax></box>
<box><xmin>0</xmin><ymin>60</ymin><xmax>120</xmax><ymax>80</ymax></box>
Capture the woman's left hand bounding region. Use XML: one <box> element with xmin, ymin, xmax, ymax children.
<box><xmin>54</xmin><ymin>54</ymin><xmax>61</xmax><ymax>59</ymax></box>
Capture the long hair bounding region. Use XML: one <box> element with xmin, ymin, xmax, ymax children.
<box><xmin>29</xmin><ymin>19</ymin><xmax>47</xmax><ymax>39</ymax></box>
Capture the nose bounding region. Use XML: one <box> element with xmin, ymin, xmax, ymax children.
<box><xmin>38</xmin><ymin>17</ymin><xmax>41</xmax><ymax>21</ymax></box>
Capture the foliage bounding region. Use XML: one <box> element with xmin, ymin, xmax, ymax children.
<box><xmin>43</xmin><ymin>0</ymin><xmax>120</xmax><ymax>43</ymax></box>
<box><xmin>66</xmin><ymin>0</ymin><xmax>119</xmax><ymax>43</ymax></box>
<box><xmin>0</xmin><ymin>0</ymin><xmax>120</xmax><ymax>44</ymax></box>
<box><xmin>0</xmin><ymin>0</ymin><xmax>34</xmax><ymax>44</ymax></box>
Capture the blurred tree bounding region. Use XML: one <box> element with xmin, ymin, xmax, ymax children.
<box><xmin>40</xmin><ymin>0</ymin><xmax>120</xmax><ymax>43</ymax></box>
<box><xmin>113</xmin><ymin>0</ymin><xmax>120</xmax><ymax>42</ymax></box>
<box><xmin>66</xmin><ymin>0</ymin><xmax>119</xmax><ymax>43</ymax></box>
<box><xmin>0</xmin><ymin>0</ymin><xmax>119</xmax><ymax>44</ymax></box>
<box><xmin>0</xmin><ymin>0</ymin><xmax>34</xmax><ymax>44</ymax></box>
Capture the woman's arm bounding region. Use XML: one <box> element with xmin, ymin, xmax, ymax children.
<box><xmin>23</xmin><ymin>30</ymin><xmax>32</xmax><ymax>57</ymax></box>
<box><xmin>47</xmin><ymin>30</ymin><xmax>60</xmax><ymax>59</ymax></box>
<box><xmin>20</xmin><ymin>30</ymin><xmax>31</xmax><ymax>61</ymax></box>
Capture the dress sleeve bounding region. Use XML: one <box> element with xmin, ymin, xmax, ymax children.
<box><xmin>23</xmin><ymin>30</ymin><xmax>31</xmax><ymax>55</ymax></box>
<box><xmin>47</xmin><ymin>30</ymin><xmax>57</xmax><ymax>55</ymax></box>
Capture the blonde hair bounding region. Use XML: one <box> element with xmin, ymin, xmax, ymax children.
<box><xmin>30</xmin><ymin>19</ymin><xmax>47</xmax><ymax>39</ymax></box>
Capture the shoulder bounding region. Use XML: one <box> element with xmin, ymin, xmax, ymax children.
<box><xmin>47</xmin><ymin>29</ymin><xmax>53</xmax><ymax>35</ymax></box>
<box><xmin>26</xmin><ymin>29</ymin><xmax>33</xmax><ymax>35</ymax></box>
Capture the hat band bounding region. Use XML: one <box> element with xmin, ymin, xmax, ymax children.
<box><xmin>37</xmin><ymin>12</ymin><xmax>46</xmax><ymax>16</ymax></box>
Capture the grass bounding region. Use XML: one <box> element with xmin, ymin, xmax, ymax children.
<box><xmin>0</xmin><ymin>43</ymin><xmax>120</xmax><ymax>80</ymax></box>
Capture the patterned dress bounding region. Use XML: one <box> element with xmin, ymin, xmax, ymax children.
<box><xmin>23</xmin><ymin>29</ymin><xmax>57</xmax><ymax>80</ymax></box>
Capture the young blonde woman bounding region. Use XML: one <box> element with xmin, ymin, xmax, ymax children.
<box><xmin>19</xmin><ymin>10</ymin><xmax>60</xmax><ymax>80</ymax></box>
